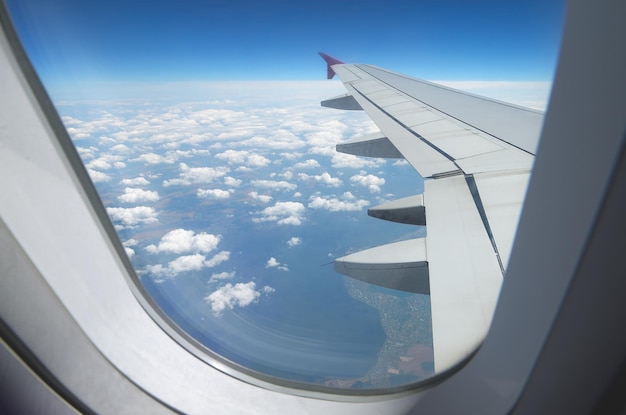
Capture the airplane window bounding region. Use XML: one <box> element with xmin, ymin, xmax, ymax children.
<box><xmin>4</xmin><ymin>0</ymin><xmax>564</xmax><ymax>394</ymax></box>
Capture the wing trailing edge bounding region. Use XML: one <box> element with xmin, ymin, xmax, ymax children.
<box><xmin>335</xmin><ymin>132</ymin><xmax>403</xmax><ymax>158</ymax></box>
<box><xmin>334</xmin><ymin>238</ymin><xmax>429</xmax><ymax>295</ymax></box>
<box><xmin>321</xmin><ymin>93</ymin><xmax>362</xmax><ymax>110</ymax></box>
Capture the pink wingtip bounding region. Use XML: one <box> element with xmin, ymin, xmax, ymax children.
<box><xmin>319</xmin><ymin>52</ymin><xmax>344</xmax><ymax>79</ymax></box>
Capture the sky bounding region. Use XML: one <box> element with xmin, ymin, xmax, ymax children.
<box><xmin>6</xmin><ymin>0</ymin><xmax>566</xmax><ymax>87</ymax></box>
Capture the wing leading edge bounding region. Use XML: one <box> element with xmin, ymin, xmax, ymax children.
<box><xmin>320</xmin><ymin>52</ymin><xmax>541</xmax><ymax>373</ymax></box>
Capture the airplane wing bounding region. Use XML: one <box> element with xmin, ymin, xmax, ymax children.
<box><xmin>320</xmin><ymin>53</ymin><xmax>544</xmax><ymax>373</ymax></box>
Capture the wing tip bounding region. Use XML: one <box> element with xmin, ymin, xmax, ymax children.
<box><xmin>319</xmin><ymin>52</ymin><xmax>344</xmax><ymax>79</ymax></box>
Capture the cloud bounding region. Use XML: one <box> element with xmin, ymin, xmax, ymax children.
<box><xmin>248</xmin><ymin>191</ymin><xmax>273</xmax><ymax>204</ymax></box>
<box><xmin>110</xmin><ymin>144</ymin><xmax>131</xmax><ymax>153</ymax></box>
<box><xmin>297</xmin><ymin>172</ymin><xmax>342</xmax><ymax>187</ymax></box>
<box><xmin>188</xmin><ymin>108</ymin><xmax>246</xmax><ymax>124</ymax></box>
<box><xmin>215</xmin><ymin>149</ymin><xmax>270</xmax><ymax>167</ymax></box>
<box><xmin>123</xmin><ymin>238</ymin><xmax>138</xmax><ymax>247</ymax></box>
<box><xmin>146</xmin><ymin>228</ymin><xmax>220</xmax><ymax>254</ymax></box>
<box><xmin>204</xmin><ymin>281</ymin><xmax>274</xmax><ymax>316</ymax></box>
<box><xmin>76</xmin><ymin>146</ymin><xmax>96</xmax><ymax>160</ymax></box>
<box><xmin>168</xmin><ymin>254</ymin><xmax>207</xmax><ymax>273</ymax></box>
<box><xmin>87</xmin><ymin>158</ymin><xmax>112</xmax><ymax>171</ymax></box>
<box><xmin>253</xmin><ymin>201</ymin><xmax>306</xmax><ymax>226</ymax></box>
<box><xmin>250</xmin><ymin>180</ymin><xmax>297</xmax><ymax>191</ymax></box>
<box><xmin>304</xmin><ymin>119</ymin><xmax>348</xmax><ymax>149</ymax></box>
<box><xmin>223</xmin><ymin>176</ymin><xmax>242</xmax><ymax>187</ymax></box>
<box><xmin>132</xmin><ymin>152</ymin><xmax>177</xmax><ymax>165</ymax></box>
<box><xmin>204</xmin><ymin>250</ymin><xmax>231</xmax><ymax>268</ymax></box>
<box><xmin>266</xmin><ymin>257</ymin><xmax>289</xmax><ymax>271</ymax></box>
<box><xmin>120</xmin><ymin>177</ymin><xmax>150</xmax><ymax>186</ymax></box>
<box><xmin>331</xmin><ymin>152</ymin><xmax>386</xmax><ymax>169</ymax></box>
<box><xmin>350</xmin><ymin>172</ymin><xmax>385</xmax><ymax>193</ymax></box>
<box><xmin>287</xmin><ymin>237</ymin><xmax>301</xmax><ymax>247</ymax></box>
<box><xmin>293</xmin><ymin>159</ymin><xmax>320</xmax><ymax>169</ymax></box>
<box><xmin>118</xmin><ymin>187</ymin><xmax>160</xmax><ymax>203</ymax></box>
<box><xmin>393</xmin><ymin>159</ymin><xmax>409</xmax><ymax>166</ymax></box>
<box><xmin>122</xmin><ymin>239</ymin><xmax>138</xmax><ymax>257</ymax></box>
<box><xmin>87</xmin><ymin>168</ymin><xmax>111</xmax><ymax>183</ymax></box>
<box><xmin>209</xmin><ymin>271</ymin><xmax>235</xmax><ymax>282</ymax></box>
<box><xmin>308</xmin><ymin>192</ymin><xmax>369</xmax><ymax>212</ymax></box>
<box><xmin>163</xmin><ymin>163</ymin><xmax>230</xmax><ymax>187</ymax></box>
<box><xmin>197</xmin><ymin>188</ymin><xmax>232</xmax><ymax>199</ymax></box>
<box><xmin>147</xmin><ymin>251</ymin><xmax>230</xmax><ymax>279</ymax></box>
<box><xmin>266</xmin><ymin>257</ymin><xmax>280</xmax><ymax>268</ymax></box>
<box><xmin>106</xmin><ymin>206</ymin><xmax>158</xmax><ymax>227</ymax></box>
<box><xmin>237</xmin><ymin>130</ymin><xmax>304</xmax><ymax>150</ymax></box>
<box><xmin>280</xmin><ymin>152</ymin><xmax>303</xmax><ymax>160</ymax></box>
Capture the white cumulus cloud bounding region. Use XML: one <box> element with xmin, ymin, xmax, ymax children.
<box><xmin>204</xmin><ymin>281</ymin><xmax>271</xmax><ymax>316</ymax></box>
<box><xmin>308</xmin><ymin>193</ymin><xmax>369</xmax><ymax>212</ymax></box>
<box><xmin>163</xmin><ymin>163</ymin><xmax>230</xmax><ymax>187</ymax></box>
<box><xmin>253</xmin><ymin>201</ymin><xmax>305</xmax><ymax>226</ymax></box>
<box><xmin>106</xmin><ymin>206</ymin><xmax>158</xmax><ymax>227</ymax></box>
<box><xmin>204</xmin><ymin>250</ymin><xmax>231</xmax><ymax>268</ymax></box>
<box><xmin>120</xmin><ymin>177</ymin><xmax>150</xmax><ymax>186</ymax></box>
<box><xmin>197</xmin><ymin>188</ymin><xmax>232</xmax><ymax>199</ymax></box>
<box><xmin>223</xmin><ymin>176</ymin><xmax>242</xmax><ymax>187</ymax></box>
<box><xmin>147</xmin><ymin>251</ymin><xmax>230</xmax><ymax>279</ymax></box>
<box><xmin>87</xmin><ymin>169</ymin><xmax>111</xmax><ymax>183</ymax></box>
<box><xmin>331</xmin><ymin>152</ymin><xmax>386</xmax><ymax>169</ymax></box>
<box><xmin>248</xmin><ymin>191</ymin><xmax>273</xmax><ymax>204</ymax></box>
<box><xmin>350</xmin><ymin>172</ymin><xmax>385</xmax><ymax>193</ymax></box>
<box><xmin>168</xmin><ymin>254</ymin><xmax>207</xmax><ymax>273</ymax></box>
<box><xmin>215</xmin><ymin>149</ymin><xmax>270</xmax><ymax>167</ymax></box>
<box><xmin>287</xmin><ymin>237</ymin><xmax>301</xmax><ymax>247</ymax></box>
<box><xmin>297</xmin><ymin>172</ymin><xmax>342</xmax><ymax>187</ymax></box>
<box><xmin>266</xmin><ymin>257</ymin><xmax>280</xmax><ymax>268</ymax></box>
<box><xmin>146</xmin><ymin>229</ymin><xmax>220</xmax><ymax>254</ymax></box>
<box><xmin>132</xmin><ymin>152</ymin><xmax>176</xmax><ymax>165</ymax></box>
<box><xmin>293</xmin><ymin>159</ymin><xmax>320</xmax><ymax>169</ymax></box>
<box><xmin>118</xmin><ymin>187</ymin><xmax>160</xmax><ymax>203</ymax></box>
<box><xmin>250</xmin><ymin>180</ymin><xmax>297</xmax><ymax>191</ymax></box>
<box><xmin>209</xmin><ymin>271</ymin><xmax>235</xmax><ymax>282</ymax></box>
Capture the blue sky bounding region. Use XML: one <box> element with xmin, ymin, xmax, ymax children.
<box><xmin>7</xmin><ymin>0</ymin><xmax>566</xmax><ymax>86</ymax></box>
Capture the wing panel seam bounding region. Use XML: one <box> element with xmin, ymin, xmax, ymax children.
<box><xmin>349</xmin><ymin>86</ymin><xmax>460</xmax><ymax>168</ymax></box>
<box><xmin>464</xmin><ymin>175</ymin><xmax>505</xmax><ymax>275</ymax></box>
<box><xmin>355</xmin><ymin>64</ymin><xmax>536</xmax><ymax>156</ymax></box>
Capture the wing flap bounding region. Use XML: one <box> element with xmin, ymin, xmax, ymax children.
<box><xmin>321</xmin><ymin>93</ymin><xmax>363</xmax><ymax>110</ymax></box>
<box><xmin>473</xmin><ymin>170</ymin><xmax>531</xmax><ymax>267</ymax></box>
<box><xmin>336</xmin><ymin>132</ymin><xmax>403</xmax><ymax>158</ymax></box>
<box><xmin>334</xmin><ymin>238</ymin><xmax>429</xmax><ymax>295</ymax></box>
<box><xmin>424</xmin><ymin>175</ymin><xmax>503</xmax><ymax>372</ymax></box>
<box><xmin>368</xmin><ymin>194</ymin><xmax>426</xmax><ymax>225</ymax></box>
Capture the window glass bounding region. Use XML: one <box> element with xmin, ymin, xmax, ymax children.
<box><xmin>5</xmin><ymin>0</ymin><xmax>564</xmax><ymax>392</ymax></box>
